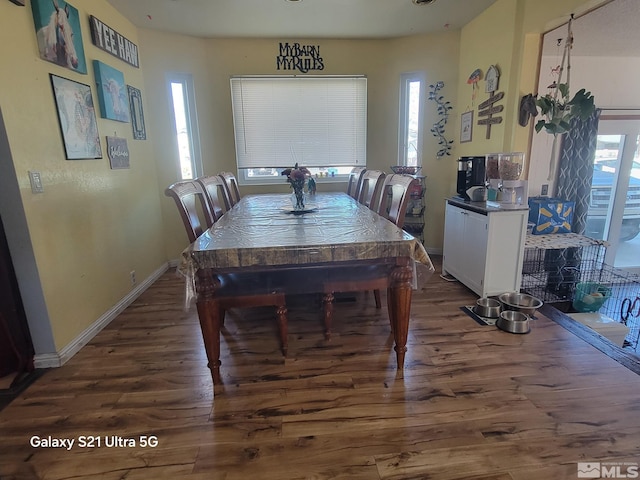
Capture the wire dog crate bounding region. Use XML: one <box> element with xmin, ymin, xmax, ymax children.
<box><xmin>521</xmin><ymin>233</ymin><xmax>640</xmax><ymax>351</ymax></box>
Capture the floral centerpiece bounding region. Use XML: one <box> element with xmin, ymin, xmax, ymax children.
<box><xmin>281</xmin><ymin>163</ymin><xmax>311</xmax><ymax>210</ymax></box>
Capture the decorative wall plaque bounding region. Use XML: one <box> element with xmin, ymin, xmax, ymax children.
<box><xmin>477</xmin><ymin>91</ymin><xmax>504</xmax><ymax>139</ymax></box>
<box><xmin>106</xmin><ymin>136</ymin><xmax>130</xmax><ymax>169</ymax></box>
<box><xmin>89</xmin><ymin>15</ymin><xmax>139</xmax><ymax>68</ymax></box>
<box><xmin>127</xmin><ymin>85</ymin><xmax>146</xmax><ymax>140</ymax></box>
<box><xmin>485</xmin><ymin>65</ymin><xmax>500</xmax><ymax>93</ymax></box>
<box><xmin>276</xmin><ymin>42</ymin><xmax>324</xmax><ymax>73</ymax></box>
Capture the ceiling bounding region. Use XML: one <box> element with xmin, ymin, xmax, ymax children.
<box><xmin>105</xmin><ymin>0</ymin><xmax>498</xmax><ymax>39</ymax></box>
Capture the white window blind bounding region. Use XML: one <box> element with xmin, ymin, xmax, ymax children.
<box><xmin>230</xmin><ymin>76</ymin><xmax>367</xmax><ymax>169</ymax></box>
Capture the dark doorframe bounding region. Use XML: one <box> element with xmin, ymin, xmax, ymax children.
<box><xmin>0</xmin><ymin>214</ymin><xmax>34</xmax><ymax>385</ymax></box>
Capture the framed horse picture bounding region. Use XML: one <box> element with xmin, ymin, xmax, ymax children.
<box><xmin>31</xmin><ymin>0</ymin><xmax>87</xmax><ymax>74</ymax></box>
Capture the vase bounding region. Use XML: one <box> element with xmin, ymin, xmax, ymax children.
<box><xmin>291</xmin><ymin>189</ymin><xmax>305</xmax><ymax>211</ymax></box>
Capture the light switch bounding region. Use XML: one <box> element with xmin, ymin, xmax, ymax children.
<box><xmin>28</xmin><ymin>171</ymin><xmax>44</xmax><ymax>193</ymax></box>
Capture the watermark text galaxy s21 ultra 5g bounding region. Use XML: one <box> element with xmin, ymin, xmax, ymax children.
<box><xmin>30</xmin><ymin>435</ymin><xmax>159</xmax><ymax>450</ymax></box>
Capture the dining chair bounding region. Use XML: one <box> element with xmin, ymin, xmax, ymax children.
<box><xmin>218</xmin><ymin>172</ymin><xmax>241</xmax><ymax>209</ymax></box>
<box><xmin>322</xmin><ymin>174</ymin><xmax>418</xmax><ymax>339</ymax></box>
<box><xmin>366</xmin><ymin>173</ymin><xmax>420</xmax><ymax>310</ymax></box>
<box><xmin>377</xmin><ymin>174</ymin><xmax>419</xmax><ymax>229</ymax></box>
<box><xmin>166</xmin><ymin>180</ymin><xmax>290</xmax><ymax>357</ymax></box>
<box><xmin>356</xmin><ymin>169</ymin><xmax>386</xmax><ymax>210</ymax></box>
<box><xmin>195</xmin><ymin>175</ymin><xmax>229</xmax><ymax>221</ymax></box>
<box><xmin>212</xmin><ymin>273</ymin><xmax>289</xmax><ymax>357</ymax></box>
<box><xmin>165</xmin><ymin>180</ymin><xmax>215</xmax><ymax>242</ymax></box>
<box><xmin>346</xmin><ymin>167</ymin><xmax>366</xmax><ymax>199</ymax></box>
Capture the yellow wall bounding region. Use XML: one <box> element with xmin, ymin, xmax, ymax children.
<box><xmin>456</xmin><ymin>0</ymin><xmax>519</xmax><ymax>156</ymax></box>
<box><xmin>455</xmin><ymin>0</ymin><xmax>610</xmax><ymax>177</ymax></box>
<box><xmin>140</xmin><ymin>31</ymin><xmax>461</xmax><ymax>256</ymax></box>
<box><xmin>0</xmin><ymin>0</ymin><xmax>166</xmax><ymax>351</ymax></box>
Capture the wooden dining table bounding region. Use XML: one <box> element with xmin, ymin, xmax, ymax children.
<box><xmin>181</xmin><ymin>192</ymin><xmax>433</xmax><ymax>384</ymax></box>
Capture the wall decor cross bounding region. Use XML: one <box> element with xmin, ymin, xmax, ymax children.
<box><xmin>477</xmin><ymin>91</ymin><xmax>504</xmax><ymax>139</ymax></box>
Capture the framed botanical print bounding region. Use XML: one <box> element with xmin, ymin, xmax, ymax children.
<box><xmin>460</xmin><ymin>110</ymin><xmax>473</xmax><ymax>143</ymax></box>
<box><xmin>50</xmin><ymin>74</ymin><xmax>102</xmax><ymax>160</ymax></box>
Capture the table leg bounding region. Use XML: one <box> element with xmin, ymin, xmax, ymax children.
<box><xmin>387</xmin><ymin>262</ymin><xmax>413</xmax><ymax>376</ymax></box>
<box><xmin>322</xmin><ymin>293</ymin><xmax>334</xmax><ymax>340</ymax></box>
<box><xmin>195</xmin><ymin>269</ymin><xmax>222</xmax><ymax>385</ymax></box>
<box><xmin>277</xmin><ymin>305</ymin><xmax>288</xmax><ymax>357</ymax></box>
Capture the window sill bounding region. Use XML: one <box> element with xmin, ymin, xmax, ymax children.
<box><xmin>238</xmin><ymin>175</ymin><xmax>349</xmax><ymax>187</ymax></box>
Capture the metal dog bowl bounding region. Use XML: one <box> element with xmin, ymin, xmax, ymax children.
<box><xmin>496</xmin><ymin>310</ymin><xmax>530</xmax><ymax>334</ymax></box>
<box><xmin>473</xmin><ymin>297</ymin><xmax>501</xmax><ymax>318</ymax></box>
<box><xmin>498</xmin><ymin>292</ymin><xmax>543</xmax><ymax>317</ymax></box>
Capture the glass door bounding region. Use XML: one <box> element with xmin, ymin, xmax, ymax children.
<box><xmin>586</xmin><ymin>118</ymin><xmax>640</xmax><ymax>272</ymax></box>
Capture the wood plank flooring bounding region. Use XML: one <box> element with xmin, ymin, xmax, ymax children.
<box><xmin>1</xmin><ymin>258</ymin><xmax>639</xmax><ymax>479</ymax></box>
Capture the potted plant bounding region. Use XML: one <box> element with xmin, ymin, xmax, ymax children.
<box><xmin>534</xmin><ymin>83</ymin><xmax>596</xmax><ymax>136</ymax></box>
<box><xmin>533</xmin><ymin>15</ymin><xmax>596</xmax><ymax>136</ymax></box>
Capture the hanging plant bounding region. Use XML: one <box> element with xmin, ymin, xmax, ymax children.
<box><xmin>428</xmin><ymin>81</ymin><xmax>453</xmax><ymax>158</ymax></box>
<box><xmin>533</xmin><ymin>15</ymin><xmax>596</xmax><ymax>136</ymax></box>
<box><xmin>534</xmin><ymin>83</ymin><xmax>596</xmax><ymax>135</ymax></box>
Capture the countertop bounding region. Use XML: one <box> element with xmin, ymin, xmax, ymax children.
<box><xmin>446</xmin><ymin>196</ymin><xmax>530</xmax><ymax>214</ymax></box>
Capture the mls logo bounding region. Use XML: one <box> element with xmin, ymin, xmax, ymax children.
<box><xmin>579</xmin><ymin>462</ymin><xmax>640</xmax><ymax>478</ymax></box>
<box><xmin>578</xmin><ymin>463</ymin><xmax>601</xmax><ymax>478</ymax></box>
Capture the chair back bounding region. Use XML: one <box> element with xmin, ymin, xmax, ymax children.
<box><xmin>347</xmin><ymin>167</ymin><xmax>366</xmax><ymax>199</ymax></box>
<box><xmin>378</xmin><ymin>174</ymin><xmax>419</xmax><ymax>229</ymax></box>
<box><xmin>165</xmin><ymin>180</ymin><xmax>214</xmax><ymax>243</ymax></box>
<box><xmin>196</xmin><ymin>175</ymin><xmax>229</xmax><ymax>221</ymax></box>
<box><xmin>356</xmin><ymin>170</ymin><xmax>385</xmax><ymax>210</ymax></box>
<box><xmin>219</xmin><ymin>172</ymin><xmax>241</xmax><ymax>208</ymax></box>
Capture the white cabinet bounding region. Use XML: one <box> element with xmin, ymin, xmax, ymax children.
<box><xmin>442</xmin><ymin>200</ymin><xmax>528</xmax><ymax>297</ymax></box>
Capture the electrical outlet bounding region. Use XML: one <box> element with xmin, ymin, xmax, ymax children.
<box><xmin>28</xmin><ymin>171</ymin><xmax>44</xmax><ymax>193</ymax></box>
<box><xmin>130</xmin><ymin>270</ymin><xmax>136</xmax><ymax>286</ymax></box>
<box><xmin>541</xmin><ymin>184</ymin><xmax>549</xmax><ymax>196</ymax></box>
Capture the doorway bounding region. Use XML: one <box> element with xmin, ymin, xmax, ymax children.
<box><xmin>0</xmin><ymin>214</ymin><xmax>35</xmax><ymax>387</ymax></box>
<box><xmin>585</xmin><ymin>118</ymin><xmax>640</xmax><ymax>272</ymax></box>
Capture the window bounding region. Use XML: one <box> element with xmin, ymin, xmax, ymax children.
<box><xmin>230</xmin><ymin>76</ymin><xmax>367</xmax><ymax>184</ymax></box>
<box><xmin>168</xmin><ymin>73</ymin><xmax>202</xmax><ymax>180</ymax></box>
<box><xmin>398</xmin><ymin>72</ymin><xmax>425</xmax><ymax>167</ymax></box>
<box><xmin>586</xmin><ymin>119</ymin><xmax>640</xmax><ymax>272</ymax></box>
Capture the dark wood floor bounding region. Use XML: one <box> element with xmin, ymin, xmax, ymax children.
<box><xmin>1</xmin><ymin>259</ymin><xmax>639</xmax><ymax>479</ymax></box>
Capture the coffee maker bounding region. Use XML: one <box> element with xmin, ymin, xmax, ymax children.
<box><xmin>457</xmin><ymin>156</ymin><xmax>486</xmax><ymax>200</ymax></box>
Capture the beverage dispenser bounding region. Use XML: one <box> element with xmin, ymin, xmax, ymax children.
<box><xmin>486</xmin><ymin>152</ymin><xmax>529</xmax><ymax>208</ymax></box>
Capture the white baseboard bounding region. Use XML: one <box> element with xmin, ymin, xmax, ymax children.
<box><xmin>426</xmin><ymin>247</ymin><xmax>443</xmax><ymax>256</ymax></box>
<box><xmin>34</xmin><ymin>263</ymin><xmax>169</xmax><ymax>369</ymax></box>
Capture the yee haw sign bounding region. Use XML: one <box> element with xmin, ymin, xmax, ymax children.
<box><xmin>89</xmin><ymin>16</ymin><xmax>139</xmax><ymax>68</ymax></box>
